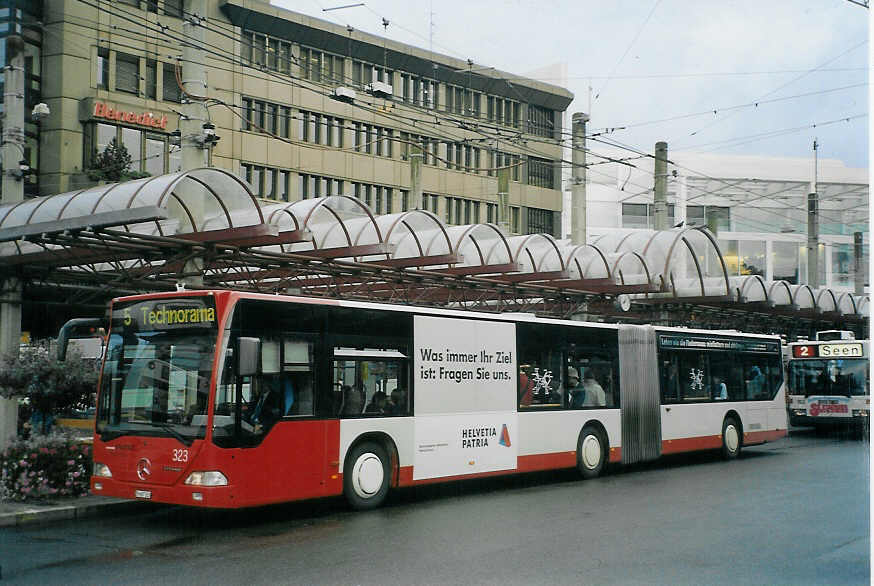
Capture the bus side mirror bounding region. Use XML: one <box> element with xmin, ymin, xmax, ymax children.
<box><xmin>237</xmin><ymin>337</ymin><xmax>261</xmax><ymax>377</ymax></box>
<box><xmin>57</xmin><ymin>317</ymin><xmax>105</xmax><ymax>361</ymax></box>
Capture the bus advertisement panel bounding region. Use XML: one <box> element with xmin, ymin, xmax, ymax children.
<box><xmin>413</xmin><ymin>316</ymin><xmax>517</xmax><ymax>480</ymax></box>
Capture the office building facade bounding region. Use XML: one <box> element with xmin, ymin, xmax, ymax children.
<box><xmin>20</xmin><ymin>0</ymin><xmax>572</xmax><ymax>236</ymax></box>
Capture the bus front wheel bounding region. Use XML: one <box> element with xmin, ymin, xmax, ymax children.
<box><xmin>344</xmin><ymin>441</ymin><xmax>390</xmax><ymax>510</ymax></box>
<box><xmin>577</xmin><ymin>426</ymin><xmax>606</xmax><ymax>479</ymax></box>
<box><xmin>721</xmin><ymin>417</ymin><xmax>741</xmax><ymax>460</ymax></box>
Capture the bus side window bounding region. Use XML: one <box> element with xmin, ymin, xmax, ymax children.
<box><xmin>742</xmin><ymin>359</ymin><xmax>768</xmax><ymax>400</ymax></box>
<box><xmin>661</xmin><ymin>357</ymin><xmax>679</xmax><ymax>403</ymax></box>
<box><xmin>283</xmin><ymin>338</ymin><xmax>315</xmax><ymax>416</ymax></box>
<box><xmin>332</xmin><ymin>355</ymin><xmax>407</xmax><ymax>417</ymax></box>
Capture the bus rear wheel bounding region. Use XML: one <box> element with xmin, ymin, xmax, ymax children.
<box><xmin>721</xmin><ymin>417</ymin><xmax>741</xmax><ymax>460</ymax></box>
<box><xmin>577</xmin><ymin>426</ymin><xmax>606</xmax><ymax>479</ymax></box>
<box><xmin>344</xmin><ymin>441</ymin><xmax>390</xmax><ymax>510</ymax></box>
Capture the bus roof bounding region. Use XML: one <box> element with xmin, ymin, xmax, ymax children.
<box><xmin>111</xmin><ymin>289</ymin><xmax>782</xmax><ymax>342</ymax></box>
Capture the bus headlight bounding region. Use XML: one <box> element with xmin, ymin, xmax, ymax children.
<box><xmin>184</xmin><ymin>471</ymin><xmax>228</xmax><ymax>486</ymax></box>
<box><xmin>852</xmin><ymin>410</ymin><xmax>868</xmax><ymax>417</ymax></box>
<box><xmin>93</xmin><ymin>462</ymin><xmax>112</xmax><ymax>478</ymax></box>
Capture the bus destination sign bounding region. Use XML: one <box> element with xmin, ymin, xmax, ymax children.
<box><xmin>792</xmin><ymin>343</ymin><xmax>863</xmax><ymax>359</ymax></box>
<box><xmin>659</xmin><ymin>334</ymin><xmax>778</xmax><ymax>354</ymax></box>
<box><xmin>114</xmin><ymin>297</ymin><xmax>217</xmax><ymax>331</ymax></box>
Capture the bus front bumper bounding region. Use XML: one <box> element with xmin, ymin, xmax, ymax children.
<box><xmin>90</xmin><ymin>477</ymin><xmax>239</xmax><ymax>508</ymax></box>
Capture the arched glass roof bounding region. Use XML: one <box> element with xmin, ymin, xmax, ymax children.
<box><xmin>591</xmin><ymin>227</ymin><xmax>728</xmax><ymax>298</ymax></box>
<box><xmin>768</xmin><ymin>281</ymin><xmax>794</xmax><ymax>307</ymax></box>
<box><xmin>0</xmin><ymin>169</ymin><xmax>864</xmax><ymax>322</ymax></box>
<box><xmin>0</xmin><ymin>168</ymin><xmax>263</xmax><ymax>235</ymax></box>
<box><xmin>731</xmin><ymin>275</ymin><xmax>768</xmax><ymax>303</ymax></box>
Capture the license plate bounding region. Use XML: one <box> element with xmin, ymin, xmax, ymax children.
<box><xmin>134</xmin><ymin>489</ymin><xmax>152</xmax><ymax>499</ymax></box>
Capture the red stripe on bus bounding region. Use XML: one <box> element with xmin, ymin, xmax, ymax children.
<box><xmin>661</xmin><ymin>428</ymin><xmax>787</xmax><ymax>454</ymax></box>
<box><xmin>743</xmin><ymin>429</ymin><xmax>787</xmax><ymax>445</ymax></box>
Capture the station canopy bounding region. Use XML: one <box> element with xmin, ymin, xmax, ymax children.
<box><xmin>0</xmin><ymin>169</ymin><xmax>866</xmax><ymax>326</ymax></box>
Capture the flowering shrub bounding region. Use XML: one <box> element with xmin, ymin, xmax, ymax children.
<box><xmin>0</xmin><ymin>342</ymin><xmax>98</xmax><ymax>434</ymax></box>
<box><xmin>0</xmin><ymin>433</ymin><xmax>92</xmax><ymax>502</ymax></box>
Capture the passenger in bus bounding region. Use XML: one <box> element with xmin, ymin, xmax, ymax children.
<box><xmin>388</xmin><ymin>388</ymin><xmax>407</xmax><ymax>415</ymax></box>
<box><xmin>518</xmin><ymin>365</ymin><xmax>535</xmax><ymax>406</ymax></box>
<box><xmin>581</xmin><ymin>370</ymin><xmax>606</xmax><ymax>407</ymax></box>
<box><xmin>567</xmin><ymin>367</ymin><xmax>586</xmax><ymax>408</ymax></box>
<box><xmin>283</xmin><ymin>378</ymin><xmax>295</xmax><ymax>415</ymax></box>
<box><xmin>713</xmin><ymin>375</ymin><xmax>728</xmax><ymax>400</ymax></box>
<box><xmin>365</xmin><ymin>391</ymin><xmax>387</xmax><ymax>414</ymax></box>
<box><xmin>746</xmin><ymin>366</ymin><xmax>766</xmax><ymax>399</ymax></box>
<box><xmin>341</xmin><ymin>385</ymin><xmax>363</xmax><ymax>416</ymax></box>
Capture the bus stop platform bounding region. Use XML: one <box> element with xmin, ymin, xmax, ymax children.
<box><xmin>0</xmin><ymin>494</ymin><xmax>148</xmax><ymax>528</ymax></box>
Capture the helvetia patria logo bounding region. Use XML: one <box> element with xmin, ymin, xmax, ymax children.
<box><xmin>460</xmin><ymin>424</ymin><xmax>511</xmax><ymax>448</ymax></box>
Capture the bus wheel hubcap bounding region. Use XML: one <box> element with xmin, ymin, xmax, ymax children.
<box><xmin>581</xmin><ymin>435</ymin><xmax>601</xmax><ymax>469</ymax></box>
<box><xmin>353</xmin><ymin>453</ymin><xmax>384</xmax><ymax>498</ymax></box>
<box><xmin>725</xmin><ymin>425</ymin><xmax>738</xmax><ymax>452</ymax></box>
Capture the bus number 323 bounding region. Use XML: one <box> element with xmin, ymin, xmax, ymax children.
<box><xmin>172</xmin><ymin>449</ymin><xmax>189</xmax><ymax>462</ymax></box>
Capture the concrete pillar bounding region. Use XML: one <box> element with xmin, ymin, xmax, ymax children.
<box><xmin>807</xmin><ymin>192</ymin><xmax>819</xmax><ymax>288</ymax></box>
<box><xmin>497</xmin><ymin>167</ymin><xmax>510</xmax><ymax>233</ymax></box>
<box><xmin>570</xmin><ymin>112</ymin><xmax>588</xmax><ymax>245</ymax></box>
<box><xmin>411</xmin><ymin>142</ymin><xmax>423</xmax><ymax>209</ymax></box>
<box><xmin>854</xmin><ymin>231</ymin><xmax>864</xmax><ymax>295</ymax></box>
<box><xmin>180</xmin><ymin>0</ymin><xmax>210</xmax><ymax>286</ymax></box>
<box><xmin>0</xmin><ymin>35</ymin><xmax>24</xmax><ymax>449</ymax></box>
<box><xmin>653</xmin><ymin>141</ymin><xmax>668</xmax><ymax>231</ymax></box>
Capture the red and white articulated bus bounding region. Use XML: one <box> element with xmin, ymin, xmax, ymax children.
<box><xmin>64</xmin><ymin>291</ymin><xmax>787</xmax><ymax>510</ymax></box>
<box><xmin>786</xmin><ymin>331</ymin><xmax>869</xmax><ymax>432</ymax></box>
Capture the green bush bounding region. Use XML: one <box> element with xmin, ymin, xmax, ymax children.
<box><xmin>0</xmin><ymin>343</ymin><xmax>98</xmax><ymax>434</ymax></box>
<box><xmin>0</xmin><ymin>434</ymin><xmax>92</xmax><ymax>502</ymax></box>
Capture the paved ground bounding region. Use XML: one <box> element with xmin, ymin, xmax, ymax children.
<box><xmin>0</xmin><ymin>426</ymin><xmax>868</xmax><ymax>585</ymax></box>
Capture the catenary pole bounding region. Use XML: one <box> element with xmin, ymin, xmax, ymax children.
<box><xmin>807</xmin><ymin>139</ymin><xmax>819</xmax><ymax>288</ymax></box>
<box><xmin>571</xmin><ymin>112</ymin><xmax>588</xmax><ymax>245</ymax></box>
<box><xmin>653</xmin><ymin>141</ymin><xmax>668</xmax><ymax>231</ymax></box>
<box><xmin>179</xmin><ymin>0</ymin><xmax>210</xmax><ymax>286</ymax></box>
<box><xmin>0</xmin><ymin>35</ymin><xmax>24</xmax><ymax>449</ymax></box>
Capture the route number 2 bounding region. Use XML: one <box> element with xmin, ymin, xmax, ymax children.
<box><xmin>172</xmin><ymin>449</ymin><xmax>189</xmax><ymax>462</ymax></box>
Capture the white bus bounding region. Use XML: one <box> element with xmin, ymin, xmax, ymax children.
<box><xmin>84</xmin><ymin>291</ymin><xmax>788</xmax><ymax>510</ymax></box>
<box><xmin>787</xmin><ymin>331</ymin><xmax>869</xmax><ymax>431</ymax></box>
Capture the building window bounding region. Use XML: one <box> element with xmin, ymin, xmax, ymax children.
<box><xmin>163</xmin><ymin>0</ymin><xmax>183</xmax><ymax>17</ymax></box>
<box><xmin>145</xmin><ymin>135</ymin><xmax>164</xmax><ymax>176</ymax></box>
<box><xmin>528</xmin><ymin>105</ymin><xmax>554</xmax><ymax>138</ymax></box>
<box><xmin>527</xmin><ymin>157</ymin><xmax>555</xmax><ymax>189</ymax></box>
<box><xmin>144</xmin><ymin>58</ymin><xmax>157</xmax><ymax>100</ymax></box>
<box><xmin>511</xmin><ymin>206</ymin><xmax>520</xmax><ymax>233</ymax></box>
<box><xmin>96</xmin><ymin>47</ymin><xmax>109</xmax><ymax>89</ymax></box>
<box><xmin>115</xmin><ymin>53</ymin><xmax>139</xmax><ymax>95</ymax></box>
<box><xmin>162</xmin><ymin>62</ymin><xmax>182</xmax><ymax>102</ymax></box>
<box><xmin>527</xmin><ymin>208</ymin><xmax>555</xmax><ymax>236</ymax></box>
<box><xmin>87</xmin><ymin>123</ymin><xmax>171</xmax><ymax>176</ymax></box>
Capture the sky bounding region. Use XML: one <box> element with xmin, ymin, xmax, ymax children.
<box><xmin>274</xmin><ymin>0</ymin><xmax>869</xmax><ymax>169</ymax></box>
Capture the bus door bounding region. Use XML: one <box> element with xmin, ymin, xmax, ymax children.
<box><xmin>618</xmin><ymin>325</ymin><xmax>662</xmax><ymax>464</ymax></box>
<box><xmin>213</xmin><ymin>334</ymin><xmax>326</xmax><ymax>503</ymax></box>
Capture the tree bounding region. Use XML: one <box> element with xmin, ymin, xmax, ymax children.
<box><xmin>0</xmin><ymin>344</ymin><xmax>97</xmax><ymax>434</ymax></box>
<box><xmin>86</xmin><ymin>138</ymin><xmax>150</xmax><ymax>182</ymax></box>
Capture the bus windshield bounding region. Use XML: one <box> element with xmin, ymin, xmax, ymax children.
<box><xmin>788</xmin><ymin>358</ymin><xmax>868</xmax><ymax>397</ymax></box>
<box><xmin>96</xmin><ymin>297</ymin><xmax>218</xmax><ymax>443</ymax></box>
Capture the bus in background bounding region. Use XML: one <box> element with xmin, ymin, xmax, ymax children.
<box><xmin>787</xmin><ymin>331</ymin><xmax>869</xmax><ymax>432</ymax></box>
<box><xmin>61</xmin><ymin>291</ymin><xmax>787</xmax><ymax>510</ymax></box>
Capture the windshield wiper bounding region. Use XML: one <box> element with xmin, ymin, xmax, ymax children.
<box><xmin>154</xmin><ymin>423</ymin><xmax>193</xmax><ymax>446</ymax></box>
<box><xmin>99</xmin><ymin>428</ymin><xmax>133</xmax><ymax>442</ymax></box>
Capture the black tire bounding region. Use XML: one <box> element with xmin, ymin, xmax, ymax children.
<box><xmin>721</xmin><ymin>417</ymin><xmax>742</xmax><ymax>460</ymax></box>
<box><xmin>577</xmin><ymin>426</ymin><xmax>606</xmax><ymax>479</ymax></box>
<box><xmin>343</xmin><ymin>441</ymin><xmax>390</xmax><ymax>510</ymax></box>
